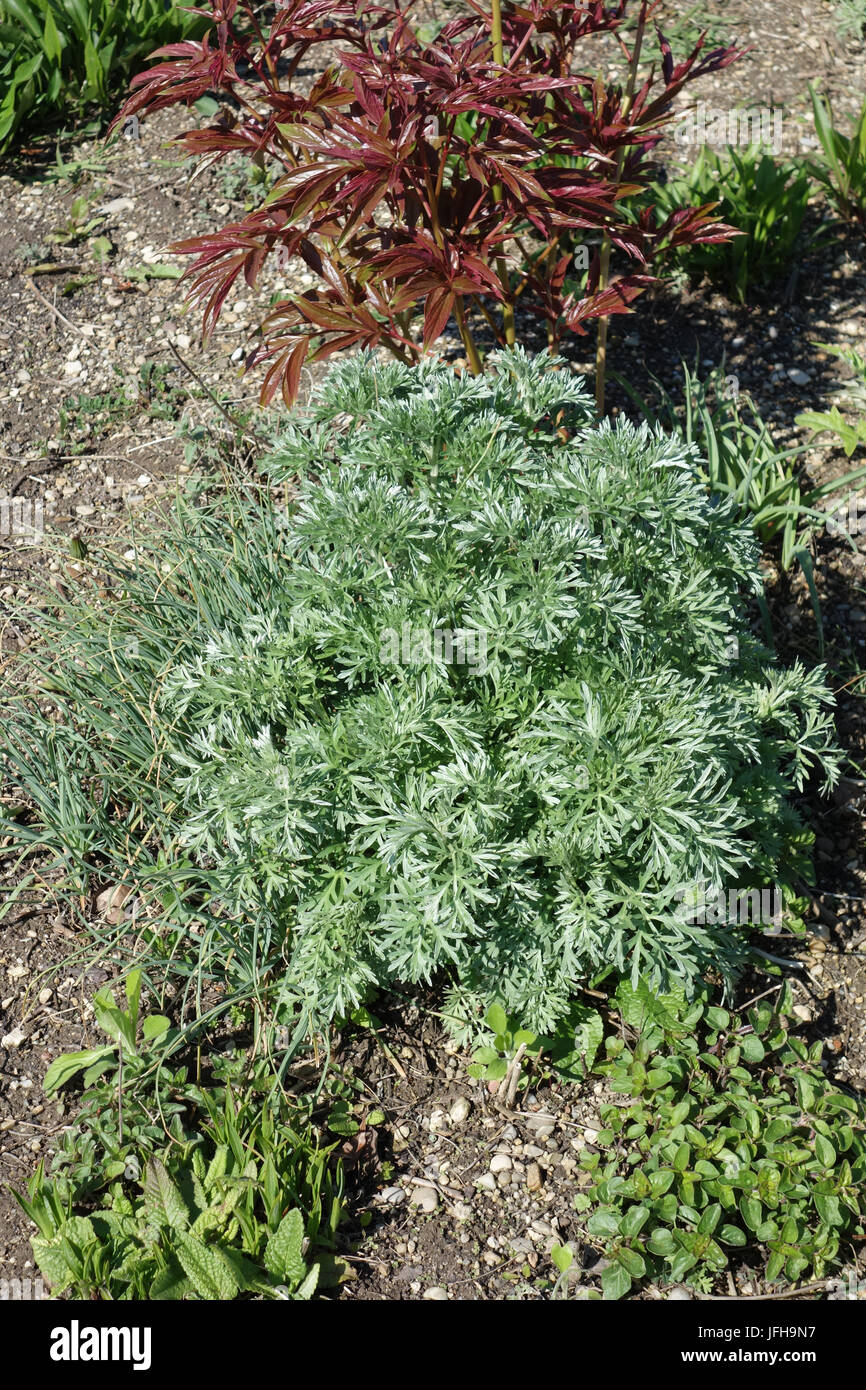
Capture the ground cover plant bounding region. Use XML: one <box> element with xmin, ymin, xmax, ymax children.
<box><xmin>0</xmin><ymin>350</ymin><xmax>842</xmax><ymax>1052</ymax></box>
<box><xmin>567</xmin><ymin>981</ymin><xmax>866</xmax><ymax>1298</ymax></box>
<box><xmin>0</xmin><ymin>0</ymin><xmax>207</xmax><ymax>153</ymax></box>
<box><xmin>112</xmin><ymin>0</ymin><xmax>742</xmax><ymax>405</ymax></box>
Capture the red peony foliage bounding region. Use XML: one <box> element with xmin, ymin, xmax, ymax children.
<box><xmin>113</xmin><ymin>0</ymin><xmax>744</xmax><ymax>405</ymax></box>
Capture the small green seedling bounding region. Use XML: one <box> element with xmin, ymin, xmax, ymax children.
<box><xmin>468</xmin><ymin>1003</ymin><xmax>537</xmax><ymax>1088</ymax></box>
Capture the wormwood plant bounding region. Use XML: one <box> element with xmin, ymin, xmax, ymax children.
<box><xmin>1</xmin><ymin>351</ymin><xmax>841</xmax><ymax>1043</ymax></box>
<box><xmin>574</xmin><ymin>981</ymin><xmax>866</xmax><ymax>1299</ymax></box>
<box><xmin>113</xmin><ymin>0</ymin><xmax>740</xmax><ymax>403</ymax></box>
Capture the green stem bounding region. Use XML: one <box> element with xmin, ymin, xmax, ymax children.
<box><xmin>427</xmin><ymin>166</ymin><xmax>483</xmax><ymax>373</ymax></box>
<box><xmin>490</xmin><ymin>0</ymin><xmax>516</xmax><ymax>348</ymax></box>
<box><xmin>454</xmin><ymin>297</ymin><xmax>484</xmax><ymax>374</ymax></box>
<box><xmin>491</xmin><ymin>0</ymin><xmax>504</xmax><ymax>62</ymax></box>
<box><xmin>595</xmin><ymin>1</ymin><xmax>648</xmax><ymax>417</ymax></box>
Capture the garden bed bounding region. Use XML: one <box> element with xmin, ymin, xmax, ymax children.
<box><xmin>1</xmin><ymin>0</ymin><xmax>866</xmax><ymax>1304</ymax></box>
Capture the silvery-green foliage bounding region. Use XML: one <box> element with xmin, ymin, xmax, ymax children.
<box><xmin>2</xmin><ymin>349</ymin><xmax>840</xmax><ymax>1041</ymax></box>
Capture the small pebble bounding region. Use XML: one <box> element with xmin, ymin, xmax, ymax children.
<box><xmin>449</xmin><ymin>1097</ymin><xmax>471</xmax><ymax>1124</ymax></box>
<box><xmin>423</xmin><ymin>1286</ymin><xmax>449</xmax><ymax>1301</ymax></box>
<box><xmin>379</xmin><ymin>1186</ymin><xmax>406</xmax><ymax>1207</ymax></box>
<box><xmin>410</xmin><ymin>1186</ymin><xmax>439</xmax><ymax>1213</ymax></box>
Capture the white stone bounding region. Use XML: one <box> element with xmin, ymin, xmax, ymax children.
<box><xmin>410</xmin><ymin>1186</ymin><xmax>439</xmax><ymax>1213</ymax></box>
<box><xmin>449</xmin><ymin>1096</ymin><xmax>471</xmax><ymax>1124</ymax></box>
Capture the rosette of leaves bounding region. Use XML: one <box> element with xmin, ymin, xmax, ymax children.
<box><xmin>18</xmin><ymin>1163</ymin><xmax>320</xmax><ymax>1301</ymax></box>
<box><xmin>1</xmin><ymin>350</ymin><xmax>840</xmax><ymax>1042</ymax></box>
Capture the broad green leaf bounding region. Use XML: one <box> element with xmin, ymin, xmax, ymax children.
<box><xmin>619</xmin><ymin>1204</ymin><xmax>650</xmax><ymax>1239</ymax></box>
<box><xmin>739</xmin><ymin>1196</ymin><xmax>763</xmax><ymax>1232</ymax></box>
<box><xmin>486</xmin><ymin>1003</ymin><xmax>508</xmax><ymax>1035</ymax></box>
<box><xmin>294</xmin><ymin>1264</ymin><xmax>319</xmax><ymax>1300</ymax></box>
<box><xmin>92</xmin><ymin>987</ymin><xmax>136</xmax><ymax>1053</ymax></box>
<box><xmin>617</xmin><ymin>1246</ymin><xmax>646</xmax><ymax>1279</ymax></box>
<box><xmin>144</xmin><ymin>1159</ymin><xmax>191</xmax><ymax>1231</ymax></box>
<box><xmin>42</xmin><ymin>8</ymin><xmax>62</xmax><ymax>63</ymax></box>
<box><xmin>176</xmin><ymin>1234</ymin><xmax>240</xmax><ymax>1300</ymax></box>
<box><xmin>697</xmin><ymin>1204</ymin><xmax>721</xmax><ymax>1236</ymax></box>
<box><xmin>673</xmin><ymin>1143</ymin><xmax>690</xmax><ymax>1172</ymax></box>
<box><xmin>740</xmin><ymin>1034</ymin><xmax>765</xmax><ymax>1064</ymax></box>
<box><xmin>815</xmin><ymin>1135</ymin><xmax>836</xmax><ymax>1168</ymax></box>
<box><xmin>151</xmin><ymin>1261</ymin><xmax>194</xmax><ymax>1300</ymax></box>
<box><xmin>814</xmin><ymin>1194</ymin><xmax>843</xmax><ymax>1227</ymax></box>
<box><xmin>705</xmin><ymin>1007</ymin><xmax>730</xmax><ymax>1031</ymax></box>
<box><xmin>572</xmin><ymin>1008</ymin><xmax>604</xmax><ymax>1071</ymax></box>
<box><xmin>142</xmin><ymin>1014</ymin><xmax>171</xmax><ymax>1040</ymax></box>
<box><xmin>649</xmin><ymin>1169</ymin><xmax>675</xmax><ymax>1197</ymax></box>
<box><xmin>647</xmin><ymin>1227</ymin><xmax>676</xmax><ymax>1257</ymax></box>
<box><xmin>601</xmin><ymin>1260</ymin><xmax>632</xmax><ymax>1300</ymax></box>
<box><xmin>264</xmin><ymin>1208</ymin><xmax>306</xmax><ymax>1287</ymax></box>
<box><xmin>32</xmin><ymin>1216</ymin><xmax>97</xmax><ymax>1292</ymax></box>
<box><xmin>586</xmin><ymin>1208</ymin><xmax>620</xmax><ymax>1238</ymax></box>
<box><xmin>43</xmin><ymin>1046</ymin><xmax>112</xmax><ymax>1096</ymax></box>
<box><xmin>719</xmin><ymin>1224</ymin><xmax>748</xmax><ymax>1246</ymax></box>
